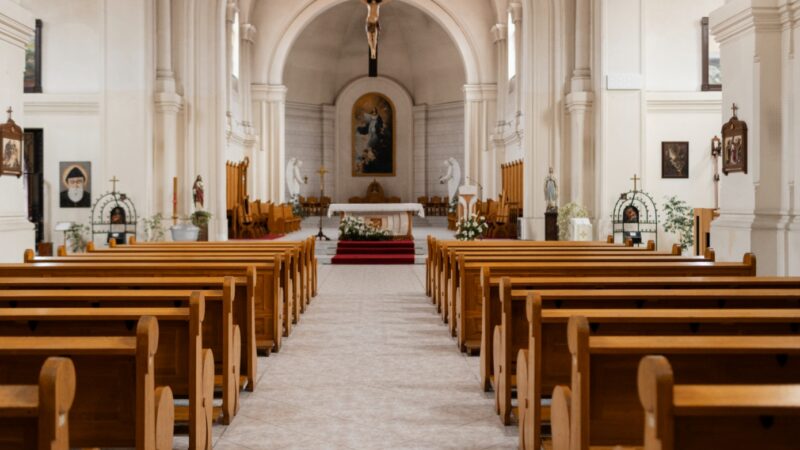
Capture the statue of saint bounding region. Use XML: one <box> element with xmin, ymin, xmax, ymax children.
<box><xmin>544</xmin><ymin>167</ymin><xmax>558</xmax><ymax>212</ymax></box>
<box><xmin>192</xmin><ymin>175</ymin><xmax>204</xmax><ymax>210</ymax></box>
<box><xmin>285</xmin><ymin>158</ymin><xmax>306</xmax><ymax>200</ymax></box>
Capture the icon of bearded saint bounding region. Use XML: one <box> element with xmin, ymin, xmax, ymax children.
<box><xmin>60</xmin><ymin>165</ymin><xmax>91</xmax><ymax>207</ymax></box>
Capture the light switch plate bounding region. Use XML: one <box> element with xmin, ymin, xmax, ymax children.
<box><xmin>606</xmin><ymin>73</ymin><xmax>643</xmax><ymax>90</ymax></box>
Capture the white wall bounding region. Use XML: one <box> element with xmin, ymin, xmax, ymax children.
<box><xmin>21</xmin><ymin>0</ymin><xmax>153</xmax><ymax>248</ymax></box>
<box><xmin>0</xmin><ymin>0</ymin><xmax>35</xmax><ymax>262</ymax></box>
<box><xmin>426</xmin><ymin>102</ymin><xmax>464</xmax><ymax>199</ymax></box>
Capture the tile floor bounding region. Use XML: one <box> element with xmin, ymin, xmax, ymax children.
<box><xmin>197</xmin><ymin>264</ymin><xmax>518</xmax><ymax>449</ymax></box>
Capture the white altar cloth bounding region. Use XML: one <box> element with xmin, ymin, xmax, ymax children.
<box><xmin>327</xmin><ymin>203</ymin><xmax>426</xmax><ymax>218</ymax></box>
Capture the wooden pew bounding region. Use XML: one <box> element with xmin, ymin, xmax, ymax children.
<box><xmin>443</xmin><ymin>246</ymin><xmax>691</xmax><ymax>329</ymax></box>
<box><xmin>516</xmin><ymin>286</ymin><xmax>800</xmax><ymax>449</ymax></box>
<box><xmin>427</xmin><ymin>237</ymin><xmax>623</xmax><ymax>310</ymax></box>
<box><xmin>0</xmin><ymin>316</ymin><xmax>174</xmax><ymax>450</ymax></box>
<box><xmin>47</xmin><ymin>247</ymin><xmax>304</xmax><ymax>337</ymax></box>
<box><xmin>0</xmin><ymin>261</ymin><xmax>282</xmax><ymax>353</ymax></box>
<box><xmin>88</xmin><ymin>240</ymin><xmax>314</xmax><ymax>319</ymax></box>
<box><xmin>550</xmin><ymin>316</ymin><xmax>800</xmax><ymax>450</ymax></box>
<box><xmin>122</xmin><ymin>235</ymin><xmax>318</xmax><ymax>302</ymax></box>
<box><xmin>437</xmin><ymin>243</ymin><xmax>653</xmax><ymax>322</ymax></box>
<box><xmin>0</xmin><ymin>275</ymin><xmax>254</xmax><ymax>403</ymax></box>
<box><xmin>0</xmin><ymin>290</ymin><xmax>214</xmax><ymax>448</ymax></box>
<box><xmin>456</xmin><ymin>255</ymin><xmax>754</xmax><ymax>353</ymax></box>
<box><xmin>0</xmin><ymin>357</ymin><xmax>76</xmax><ymax>450</ymax></box>
<box><xmin>638</xmin><ymin>355</ymin><xmax>800</xmax><ymax>450</ymax></box>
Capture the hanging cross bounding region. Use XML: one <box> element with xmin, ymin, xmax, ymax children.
<box><xmin>731</xmin><ymin>103</ymin><xmax>739</xmax><ymax>118</ymax></box>
<box><xmin>630</xmin><ymin>174</ymin><xmax>640</xmax><ymax>192</ymax></box>
<box><xmin>109</xmin><ymin>176</ymin><xmax>120</xmax><ymax>193</ymax></box>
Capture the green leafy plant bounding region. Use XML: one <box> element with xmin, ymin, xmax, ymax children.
<box><xmin>290</xmin><ymin>195</ymin><xmax>307</xmax><ymax>219</ymax></box>
<box><xmin>190</xmin><ymin>210</ymin><xmax>212</xmax><ymax>227</ymax></box>
<box><xmin>66</xmin><ymin>224</ymin><xmax>90</xmax><ymax>253</ymax></box>
<box><xmin>557</xmin><ymin>202</ymin><xmax>589</xmax><ymax>241</ymax></box>
<box><xmin>662</xmin><ymin>196</ymin><xmax>694</xmax><ymax>252</ymax></box>
<box><xmin>338</xmin><ymin>216</ymin><xmax>392</xmax><ymax>241</ymax></box>
<box><xmin>455</xmin><ymin>214</ymin><xmax>488</xmax><ymax>241</ymax></box>
<box><xmin>141</xmin><ymin>213</ymin><xmax>166</xmax><ymax>242</ymax></box>
<box><xmin>448</xmin><ymin>195</ymin><xmax>458</xmax><ymax>214</ymax></box>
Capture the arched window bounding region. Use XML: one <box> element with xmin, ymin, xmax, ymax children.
<box><xmin>232</xmin><ymin>10</ymin><xmax>240</xmax><ymax>81</ymax></box>
<box><xmin>507</xmin><ymin>11</ymin><xmax>516</xmax><ymax>80</ymax></box>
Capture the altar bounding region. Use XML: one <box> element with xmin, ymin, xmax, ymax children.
<box><xmin>328</xmin><ymin>203</ymin><xmax>425</xmax><ymax>239</ymax></box>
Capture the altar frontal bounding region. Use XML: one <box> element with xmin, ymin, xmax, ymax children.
<box><xmin>328</xmin><ymin>203</ymin><xmax>425</xmax><ymax>239</ymax></box>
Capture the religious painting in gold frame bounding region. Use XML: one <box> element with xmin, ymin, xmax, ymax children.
<box><xmin>352</xmin><ymin>92</ymin><xmax>395</xmax><ymax>177</ymax></box>
<box><xmin>721</xmin><ymin>105</ymin><xmax>747</xmax><ymax>175</ymax></box>
<box><xmin>0</xmin><ymin>111</ymin><xmax>23</xmax><ymax>177</ymax></box>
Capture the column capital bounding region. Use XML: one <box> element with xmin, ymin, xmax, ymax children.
<box><xmin>710</xmin><ymin>0</ymin><xmax>783</xmax><ymax>44</ymax></box>
<box><xmin>491</xmin><ymin>24</ymin><xmax>508</xmax><ymax>43</ymax></box>
<box><xmin>463</xmin><ymin>84</ymin><xmax>497</xmax><ymax>101</ymax></box>
<box><xmin>509</xmin><ymin>2</ymin><xmax>523</xmax><ymax>24</ymax></box>
<box><xmin>241</xmin><ymin>23</ymin><xmax>257</xmax><ymax>43</ymax></box>
<box><xmin>252</xmin><ymin>84</ymin><xmax>287</xmax><ymax>102</ymax></box>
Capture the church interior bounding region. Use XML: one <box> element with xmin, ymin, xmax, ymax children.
<box><xmin>1</xmin><ymin>0</ymin><xmax>799</xmax><ymax>449</ymax></box>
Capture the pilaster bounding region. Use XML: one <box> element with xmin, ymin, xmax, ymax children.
<box><xmin>413</xmin><ymin>105</ymin><xmax>429</xmax><ymax>199</ymax></box>
<box><xmin>252</xmin><ymin>84</ymin><xmax>287</xmax><ymax>203</ymax></box>
<box><xmin>463</xmin><ymin>84</ymin><xmax>497</xmax><ymax>200</ymax></box>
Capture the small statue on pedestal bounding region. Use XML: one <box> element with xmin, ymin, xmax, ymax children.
<box><xmin>544</xmin><ymin>167</ymin><xmax>559</xmax><ymax>240</ymax></box>
<box><xmin>192</xmin><ymin>175</ymin><xmax>204</xmax><ymax>210</ymax></box>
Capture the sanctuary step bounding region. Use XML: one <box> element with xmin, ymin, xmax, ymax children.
<box><xmin>332</xmin><ymin>240</ymin><xmax>416</xmax><ymax>265</ymax></box>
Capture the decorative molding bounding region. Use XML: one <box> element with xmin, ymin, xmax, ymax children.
<box><xmin>0</xmin><ymin>215</ymin><xmax>35</xmax><ymax>233</ymax></box>
<box><xmin>491</xmin><ymin>23</ymin><xmax>508</xmax><ymax>42</ymax></box>
<box><xmin>710</xmin><ymin>1</ymin><xmax>783</xmax><ymax>44</ymax></box>
<box><xmin>23</xmin><ymin>93</ymin><xmax>102</xmax><ymax>115</ymax></box>
<box><xmin>463</xmin><ymin>84</ymin><xmax>498</xmax><ymax>102</ymax></box>
<box><xmin>155</xmin><ymin>91</ymin><xmax>183</xmax><ymax>114</ymax></box>
<box><xmin>646</xmin><ymin>91</ymin><xmax>723</xmax><ymax>112</ymax></box>
<box><xmin>252</xmin><ymin>84</ymin><xmax>287</xmax><ymax>102</ymax></box>
<box><xmin>566</xmin><ymin>91</ymin><xmax>594</xmax><ymax>113</ymax></box>
<box><xmin>240</xmin><ymin>23</ymin><xmax>257</xmax><ymax>43</ymax></box>
<box><xmin>0</xmin><ymin>0</ymin><xmax>34</xmax><ymax>49</ymax></box>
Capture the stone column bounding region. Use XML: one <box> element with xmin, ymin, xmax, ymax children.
<box><xmin>224</xmin><ymin>1</ymin><xmax>237</xmax><ymax>133</ymax></box>
<box><xmin>155</xmin><ymin>0</ymin><xmax>183</xmax><ymax>216</ymax></box>
<box><xmin>413</xmin><ymin>105</ymin><xmax>428</xmax><ymax>200</ymax></box>
<box><xmin>252</xmin><ymin>84</ymin><xmax>287</xmax><ymax>203</ymax></box>
<box><xmin>510</xmin><ymin>2</ymin><xmax>524</xmax><ymax>132</ymax></box>
<box><xmin>463</xmin><ymin>85</ymin><xmax>497</xmax><ymax>200</ymax></box>
<box><xmin>239</xmin><ymin>23</ymin><xmax>257</xmax><ymax>194</ymax></box>
<box><xmin>489</xmin><ymin>23</ymin><xmax>508</xmax><ymax>200</ymax></box>
<box><xmin>321</xmin><ymin>105</ymin><xmax>336</xmax><ymax>198</ymax></box>
<box><xmin>709</xmin><ymin>1</ymin><xmax>794</xmax><ymax>274</ymax></box>
<box><xmin>565</xmin><ymin>0</ymin><xmax>593</xmax><ymax>206</ymax></box>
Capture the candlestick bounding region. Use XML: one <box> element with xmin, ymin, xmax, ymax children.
<box><xmin>172</xmin><ymin>176</ymin><xmax>178</xmax><ymax>225</ymax></box>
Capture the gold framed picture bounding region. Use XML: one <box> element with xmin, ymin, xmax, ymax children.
<box><xmin>722</xmin><ymin>106</ymin><xmax>747</xmax><ymax>175</ymax></box>
<box><xmin>0</xmin><ymin>111</ymin><xmax>23</xmax><ymax>177</ymax></box>
<box><xmin>352</xmin><ymin>92</ymin><xmax>395</xmax><ymax>177</ymax></box>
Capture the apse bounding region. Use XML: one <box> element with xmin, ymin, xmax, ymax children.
<box><xmin>282</xmin><ymin>0</ymin><xmax>466</xmax><ymax>204</ymax></box>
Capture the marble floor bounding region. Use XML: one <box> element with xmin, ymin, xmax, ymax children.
<box><xmin>204</xmin><ymin>264</ymin><xmax>518</xmax><ymax>449</ymax></box>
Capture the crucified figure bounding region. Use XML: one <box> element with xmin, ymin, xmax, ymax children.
<box><xmin>360</xmin><ymin>0</ymin><xmax>392</xmax><ymax>59</ymax></box>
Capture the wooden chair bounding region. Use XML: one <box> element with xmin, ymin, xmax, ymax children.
<box><xmin>638</xmin><ymin>356</ymin><xmax>800</xmax><ymax>450</ymax></box>
<box><xmin>0</xmin><ymin>357</ymin><xmax>76</xmax><ymax>450</ymax></box>
<box><xmin>283</xmin><ymin>204</ymin><xmax>301</xmax><ymax>232</ymax></box>
<box><xmin>269</xmin><ymin>203</ymin><xmax>285</xmax><ymax>234</ymax></box>
<box><xmin>430</xmin><ymin>196</ymin><xmax>443</xmax><ymax>216</ymax></box>
<box><xmin>417</xmin><ymin>196</ymin><xmax>429</xmax><ymax>215</ymax></box>
<box><xmin>306</xmin><ymin>197</ymin><xmax>319</xmax><ymax>216</ymax></box>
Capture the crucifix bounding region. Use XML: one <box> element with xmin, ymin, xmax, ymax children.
<box><xmin>315</xmin><ymin>166</ymin><xmax>331</xmax><ymax>241</ymax></box>
<box><xmin>731</xmin><ymin>103</ymin><xmax>739</xmax><ymax>118</ymax></box>
<box><xmin>630</xmin><ymin>174</ymin><xmax>641</xmax><ymax>192</ymax></box>
<box><xmin>109</xmin><ymin>176</ymin><xmax>120</xmax><ymax>193</ymax></box>
<box><xmin>360</xmin><ymin>0</ymin><xmax>392</xmax><ymax>77</ymax></box>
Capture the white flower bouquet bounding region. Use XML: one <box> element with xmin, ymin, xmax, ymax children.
<box><xmin>338</xmin><ymin>216</ymin><xmax>392</xmax><ymax>241</ymax></box>
<box><xmin>455</xmin><ymin>214</ymin><xmax>488</xmax><ymax>241</ymax></box>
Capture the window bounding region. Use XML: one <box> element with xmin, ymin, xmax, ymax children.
<box><xmin>507</xmin><ymin>11</ymin><xmax>516</xmax><ymax>80</ymax></box>
<box><xmin>232</xmin><ymin>11</ymin><xmax>240</xmax><ymax>81</ymax></box>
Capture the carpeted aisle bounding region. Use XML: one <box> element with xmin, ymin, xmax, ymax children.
<box><xmin>331</xmin><ymin>240</ymin><xmax>415</xmax><ymax>264</ymax></box>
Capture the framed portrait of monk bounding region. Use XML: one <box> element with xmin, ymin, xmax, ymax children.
<box><xmin>352</xmin><ymin>92</ymin><xmax>395</xmax><ymax>177</ymax></box>
<box><xmin>59</xmin><ymin>161</ymin><xmax>92</xmax><ymax>207</ymax></box>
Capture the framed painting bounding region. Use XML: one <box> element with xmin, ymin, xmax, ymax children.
<box><xmin>701</xmin><ymin>17</ymin><xmax>721</xmax><ymax>91</ymax></box>
<box><xmin>59</xmin><ymin>161</ymin><xmax>92</xmax><ymax>207</ymax></box>
<box><xmin>352</xmin><ymin>92</ymin><xmax>395</xmax><ymax>177</ymax></box>
<box><xmin>0</xmin><ymin>112</ymin><xmax>23</xmax><ymax>177</ymax></box>
<box><xmin>24</xmin><ymin>19</ymin><xmax>42</xmax><ymax>94</ymax></box>
<box><xmin>722</xmin><ymin>107</ymin><xmax>747</xmax><ymax>175</ymax></box>
<box><xmin>661</xmin><ymin>141</ymin><xmax>689</xmax><ymax>179</ymax></box>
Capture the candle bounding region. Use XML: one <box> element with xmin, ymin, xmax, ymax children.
<box><xmin>172</xmin><ymin>177</ymin><xmax>178</xmax><ymax>223</ymax></box>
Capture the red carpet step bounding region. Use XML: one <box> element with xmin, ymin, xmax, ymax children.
<box><xmin>332</xmin><ymin>240</ymin><xmax>416</xmax><ymax>265</ymax></box>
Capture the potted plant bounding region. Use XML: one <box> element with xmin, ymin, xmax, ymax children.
<box><xmin>141</xmin><ymin>213</ymin><xmax>166</xmax><ymax>242</ymax></box>
<box><xmin>65</xmin><ymin>224</ymin><xmax>90</xmax><ymax>253</ymax></box>
<box><xmin>557</xmin><ymin>202</ymin><xmax>589</xmax><ymax>241</ymax></box>
<box><xmin>191</xmin><ymin>210</ymin><xmax>212</xmax><ymax>241</ymax></box>
<box><xmin>662</xmin><ymin>196</ymin><xmax>694</xmax><ymax>254</ymax></box>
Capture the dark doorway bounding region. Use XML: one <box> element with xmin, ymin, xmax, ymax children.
<box><xmin>23</xmin><ymin>129</ymin><xmax>44</xmax><ymax>244</ymax></box>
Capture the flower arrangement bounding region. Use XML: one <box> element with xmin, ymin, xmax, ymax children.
<box><xmin>455</xmin><ymin>214</ymin><xmax>488</xmax><ymax>241</ymax></box>
<box><xmin>558</xmin><ymin>202</ymin><xmax>589</xmax><ymax>241</ymax></box>
<box><xmin>662</xmin><ymin>195</ymin><xmax>694</xmax><ymax>252</ymax></box>
<box><xmin>66</xmin><ymin>223</ymin><xmax>90</xmax><ymax>253</ymax></box>
<box><xmin>338</xmin><ymin>216</ymin><xmax>392</xmax><ymax>241</ymax></box>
